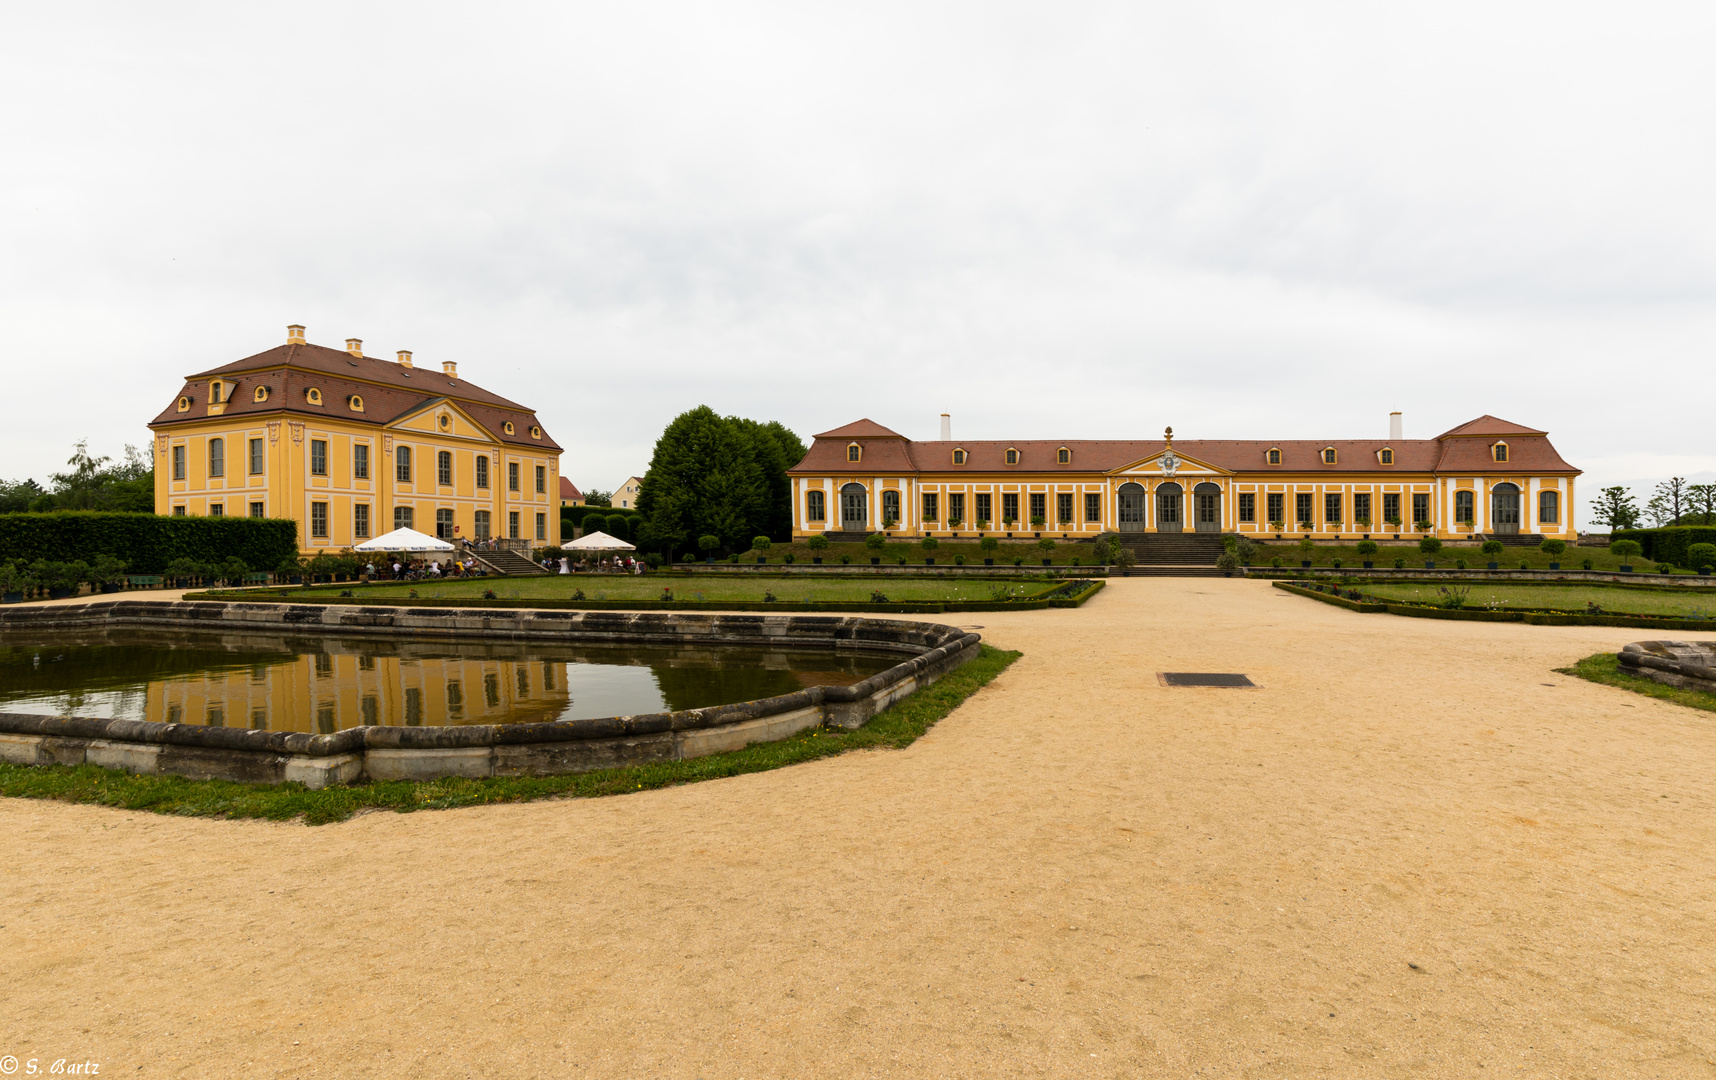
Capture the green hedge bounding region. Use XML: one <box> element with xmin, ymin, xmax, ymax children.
<box><xmin>0</xmin><ymin>512</ymin><xmax>299</xmax><ymax>575</ymax></box>
<box><xmin>1611</xmin><ymin>526</ymin><xmax>1716</xmax><ymax>566</ymax></box>
<box><xmin>561</xmin><ymin>505</ymin><xmax>642</xmax><ymax>530</ymax></box>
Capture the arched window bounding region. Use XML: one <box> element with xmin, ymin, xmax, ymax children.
<box><xmin>207</xmin><ymin>438</ymin><xmax>225</xmax><ymax>478</ymax></box>
<box><xmin>437</xmin><ymin>450</ymin><xmax>452</xmax><ymax>486</ymax></box>
<box><xmin>253</xmin><ymin>385</ymin><xmax>269</xmax><ymax>403</ymax></box>
<box><xmin>807</xmin><ymin>490</ymin><xmax>826</xmax><ymax>521</ymax></box>
<box><xmin>396</xmin><ymin>445</ymin><xmax>412</xmax><ymax>483</ymax></box>
<box><xmin>177</xmin><ymin>396</ymin><xmax>192</xmax><ymax>412</ymax></box>
<box><xmin>1322</xmin><ymin>447</ymin><xmax>1337</xmax><ymax>465</ymax></box>
<box><xmin>1057</xmin><ymin>447</ymin><xmax>1071</xmax><ymax>464</ymax></box>
<box><xmin>349</xmin><ymin>394</ymin><xmax>364</xmax><ymax>412</ymax></box>
<box><xmin>952</xmin><ymin>448</ymin><xmax>966</xmax><ymax>465</ymax></box>
<box><xmin>209</xmin><ymin>381</ymin><xmax>225</xmax><ymax>404</ymax></box>
<box><xmin>882</xmin><ymin>490</ymin><xmax>900</xmax><ymax>523</ymax></box>
<box><xmin>1493</xmin><ymin>442</ymin><xmax>1509</xmax><ymax>462</ymax></box>
<box><xmin>475</xmin><ymin>455</ymin><xmax>489</xmax><ymax>489</ymax></box>
<box><xmin>1455</xmin><ymin>490</ymin><xmax>1474</xmax><ymax>524</ymax></box>
<box><xmin>306</xmin><ymin>387</ymin><xmax>322</xmax><ymax>406</ymax></box>
<box><xmin>530</xmin><ymin>426</ymin><xmax>541</xmax><ymax>439</ymax></box>
<box><xmin>847</xmin><ymin>443</ymin><xmax>862</xmax><ymax>463</ymax></box>
<box><xmin>1379</xmin><ymin>448</ymin><xmax>1394</xmax><ymax>464</ymax></box>
<box><xmin>1266</xmin><ymin>448</ymin><xmax>1281</xmax><ymax>465</ymax></box>
<box><xmin>503</xmin><ymin>421</ymin><xmax>515</xmax><ymax>435</ymax></box>
<box><xmin>1005</xmin><ymin>448</ymin><xmax>1019</xmax><ymax>465</ymax></box>
<box><xmin>1539</xmin><ymin>490</ymin><xmax>1560</xmax><ymax>524</ymax></box>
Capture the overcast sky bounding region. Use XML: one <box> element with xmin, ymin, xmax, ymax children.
<box><xmin>3</xmin><ymin>3</ymin><xmax>1712</xmax><ymax>519</ymax></box>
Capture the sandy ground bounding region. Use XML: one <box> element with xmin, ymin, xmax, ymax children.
<box><xmin>1</xmin><ymin>577</ymin><xmax>1713</xmax><ymax>1079</ymax></box>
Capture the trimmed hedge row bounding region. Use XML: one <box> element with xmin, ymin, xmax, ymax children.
<box><xmin>0</xmin><ymin>512</ymin><xmax>299</xmax><ymax>575</ymax></box>
<box><xmin>562</xmin><ymin>505</ymin><xmax>641</xmax><ymax>528</ymax></box>
<box><xmin>1611</xmin><ymin>526</ymin><xmax>1716</xmax><ymax>566</ymax></box>
<box><xmin>1273</xmin><ymin>581</ymin><xmax>1716</xmax><ymax>630</ymax></box>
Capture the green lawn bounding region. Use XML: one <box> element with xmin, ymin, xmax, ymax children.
<box><xmin>1360</xmin><ymin>582</ymin><xmax>1716</xmax><ymax>618</ymax></box>
<box><xmin>299</xmin><ymin>574</ymin><xmax>1061</xmax><ymax>604</ymax></box>
<box><xmin>743</xmin><ymin>537</ymin><xmax>1101</xmax><ymax>566</ymax></box>
<box><xmin>1245</xmin><ymin>540</ymin><xmax>1671</xmax><ymax>573</ymax></box>
<box><xmin>0</xmin><ymin>644</ymin><xmax>1021</xmax><ymax>825</ymax></box>
<box><xmin>1557</xmin><ymin>652</ymin><xmax>1716</xmax><ymax>714</ymax></box>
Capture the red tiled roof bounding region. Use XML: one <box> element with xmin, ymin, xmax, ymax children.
<box><xmin>1434</xmin><ymin>415</ymin><xmax>1547</xmax><ymax>439</ymax></box>
<box><xmin>813</xmin><ymin>418</ymin><xmax>907</xmax><ymax>439</ymax></box>
<box><xmin>789</xmin><ymin>424</ymin><xmax>1579</xmax><ymax>476</ymax></box>
<box><xmin>148</xmin><ymin>341</ymin><xmax>560</xmax><ymax>451</ymax></box>
<box><xmin>559</xmin><ymin>477</ymin><xmax>583</xmax><ymax>500</ymax></box>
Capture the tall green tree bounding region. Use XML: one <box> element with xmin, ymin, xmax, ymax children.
<box><xmin>636</xmin><ymin>407</ymin><xmax>802</xmax><ymax>557</ymax></box>
<box><xmin>1590</xmin><ymin>485</ymin><xmax>1639</xmax><ymax>531</ymax></box>
<box><xmin>1652</xmin><ymin>477</ymin><xmax>1687</xmax><ymax>524</ymax></box>
<box><xmin>1</xmin><ymin>441</ymin><xmax>153</xmax><ymax>514</ymax></box>
<box><xmin>731</xmin><ymin>418</ymin><xmax>808</xmax><ymax>541</ymax></box>
<box><xmin>1686</xmin><ymin>483</ymin><xmax>1716</xmax><ymax>525</ymax></box>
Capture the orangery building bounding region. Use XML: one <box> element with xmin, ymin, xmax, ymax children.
<box><xmin>148</xmin><ymin>326</ymin><xmax>563</xmax><ymax>552</ymax></box>
<box><xmin>788</xmin><ymin>415</ymin><xmax>1580</xmax><ymax>541</ymax></box>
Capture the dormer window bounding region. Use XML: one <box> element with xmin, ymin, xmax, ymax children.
<box><xmin>253</xmin><ymin>385</ymin><xmax>269</xmax><ymax>403</ymax></box>
<box><xmin>1493</xmin><ymin>442</ymin><xmax>1508</xmax><ymax>462</ymax></box>
<box><xmin>1378</xmin><ymin>447</ymin><xmax>1394</xmax><ymax>465</ymax></box>
<box><xmin>530</xmin><ymin>425</ymin><xmax>541</xmax><ymax>439</ymax></box>
<box><xmin>1057</xmin><ymin>447</ymin><xmax>1071</xmax><ymax>464</ymax></box>
<box><xmin>952</xmin><ymin>448</ymin><xmax>966</xmax><ymax>465</ymax></box>
<box><xmin>847</xmin><ymin>443</ymin><xmax>862</xmax><ymax>463</ymax></box>
<box><xmin>209</xmin><ymin>381</ymin><xmax>226</xmax><ymax>403</ymax></box>
<box><xmin>177</xmin><ymin>396</ymin><xmax>192</xmax><ymax>413</ymax></box>
<box><xmin>438</xmin><ymin>413</ymin><xmax>451</xmax><ymax>431</ymax></box>
<box><xmin>349</xmin><ymin>395</ymin><xmax>364</xmax><ymax>413</ymax></box>
<box><xmin>305</xmin><ymin>388</ymin><xmax>322</xmax><ymax>406</ymax></box>
<box><xmin>1005</xmin><ymin>448</ymin><xmax>1019</xmax><ymax>465</ymax></box>
<box><xmin>1322</xmin><ymin>447</ymin><xmax>1337</xmax><ymax>465</ymax></box>
<box><xmin>503</xmin><ymin>421</ymin><xmax>515</xmax><ymax>435</ymax></box>
<box><xmin>1266</xmin><ymin>448</ymin><xmax>1281</xmax><ymax>465</ymax></box>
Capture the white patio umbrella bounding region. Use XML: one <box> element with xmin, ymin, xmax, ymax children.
<box><xmin>560</xmin><ymin>530</ymin><xmax>636</xmax><ymax>552</ymax></box>
<box><xmin>355</xmin><ymin>527</ymin><xmax>456</xmax><ymax>553</ymax></box>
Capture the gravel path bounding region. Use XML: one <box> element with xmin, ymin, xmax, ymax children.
<box><xmin>1</xmin><ymin>578</ymin><xmax>1711</xmax><ymax>1078</ymax></box>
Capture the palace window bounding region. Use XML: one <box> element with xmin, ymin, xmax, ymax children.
<box><xmin>172</xmin><ymin>505</ymin><xmax>186</xmax><ymax>516</ymax></box>
<box><xmin>952</xmin><ymin>449</ymin><xmax>966</xmax><ymax>465</ymax></box>
<box><xmin>847</xmin><ymin>443</ymin><xmax>862</xmax><ymax>463</ymax></box>
<box><xmin>1057</xmin><ymin>492</ymin><xmax>1073</xmax><ymax>523</ymax></box>
<box><xmin>1266</xmin><ymin>492</ymin><xmax>1284</xmax><ymax>525</ymax></box>
<box><xmin>395</xmin><ymin>446</ymin><xmax>412</xmax><ymax>482</ymax></box>
<box><xmin>475</xmin><ymin>455</ymin><xmax>489</xmax><ymax>489</ymax></box>
<box><xmin>474</xmin><ymin>510</ymin><xmax>491</xmax><ymax>539</ymax></box>
<box><xmin>1493</xmin><ymin>442</ymin><xmax>1509</xmax><ymax>462</ymax></box>
<box><xmin>1455</xmin><ymin>490</ymin><xmax>1474</xmax><ymax>524</ymax></box>
<box><xmin>1238</xmin><ymin>493</ymin><xmax>1256</xmax><ymax>522</ymax></box>
<box><xmin>1322</xmin><ymin>447</ymin><xmax>1337</xmax><ymax>465</ymax></box>
<box><xmin>394</xmin><ymin>506</ymin><xmax>414</xmax><ymax>531</ymax></box>
<box><xmin>508</xmin><ymin>511</ymin><xmax>521</xmax><ymax>539</ymax></box>
<box><xmin>807</xmin><ymin>490</ymin><xmax>826</xmax><ymax>521</ymax></box>
<box><xmin>249</xmin><ymin>438</ymin><xmax>264</xmax><ymax>475</ymax></box>
<box><xmin>354</xmin><ymin>503</ymin><xmax>370</xmax><ymax>538</ymax></box>
<box><xmin>508</xmin><ymin>461</ymin><xmax>520</xmax><ymax>491</ymax></box>
<box><xmin>250</xmin><ymin>502</ymin><xmax>264</xmax><ymax>519</ymax></box>
<box><xmin>1058</xmin><ymin>447</ymin><xmax>1071</xmax><ymax>464</ymax></box>
<box><xmin>209</xmin><ymin>381</ymin><xmax>225</xmax><ymax>404</ymax></box>
<box><xmin>353</xmin><ymin>444</ymin><xmax>369</xmax><ymax>480</ymax></box>
<box><xmin>1412</xmin><ymin>493</ymin><xmax>1431</xmax><ymax>525</ymax></box>
<box><xmin>1005</xmin><ymin>448</ymin><xmax>1019</xmax><ymax>465</ymax></box>
<box><xmin>536</xmin><ymin>512</ymin><xmax>547</xmax><ymax>541</ymax></box>
<box><xmin>209</xmin><ymin>503</ymin><xmax>223</xmax><ymax>517</ymax></box>
<box><xmin>172</xmin><ymin>444</ymin><xmax>186</xmax><ymax>481</ymax></box>
<box><xmin>310</xmin><ymin>439</ymin><xmax>327</xmax><ymax>476</ymax></box>
<box><xmin>1379</xmin><ymin>448</ymin><xmax>1394</xmax><ymax>465</ymax></box>
<box><xmin>881</xmin><ymin>490</ymin><xmax>900</xmax><ymax>523</ymax></box>
<box><xmin>1002</xmin><ymin>493</ymin><xmax>1019</xmax><ymax>523</ymax></box>
<box><xmin>404</xmin><ymin>688</ymin><xmax>422</xmax><ymax>725</ymax></box>
<box><xmin>1266</xmin><ymin>448</ymin><xmax>1281</xmax><ymax>465</ymax></box>
<box><xmin>178</xmin><ymin>396</ymin><xmax>192</xmax><ymax>412</ymax></box>
<box><xmin>436</xmin><ymin>508</ymin><xmax>454</xmax><ymax>539</ymax></box>
<box><xmin>1295</xmin><ymin>492</ymin><xmax>1314</xmax><ymax>526</ymax></box>
<box><xmin>921</xmin><ymin>493</ymin><xmax>938</xmax><ymax>521</ymax></box>
<box><xmin>253</xmin><ymin>385</ymin><xmax>269</xmax><ymax>403</ymax></box>
<box><xmin>1029</xmin><ymin>492</ymin><xmax>1046</xmax><ymax>523</ymax></box>
<box><xmin>437</xmin><ymin>451</ymin><xmax>452</xmax><ymax>486</ymax></box>
<box><xmin>1382</xmin><ymin>492</ymin><xmax>1401</xmax><ymax>525</ymax></box>
<box><xmin>208</xmin><ymin>438</ymin><xmax>225</xmax><ymax>478</ymax></box>
<box><xmin>306</xmin><ymin>388</ymin><xmax>322</xmax><ymax>406</ymax></box>
<box><xmin>1539</xmin><ymin>490</ymin><xmax>1560</xmax><ymax>524</ymax></box>
<box><xmin>1085</xmin><ymin>493</ymin><xmax>1101</xmax><ymax>522</ymax></box>
<box><xmin>438</xmin><ymin>414</ymin><xmax>451</xmax><ymax>431</ymax></box>
<box><xmin>310</xmin><ymin>501</ymin><xmax>328</xmax><ymax>538</ymax></box>
<box><xmin>947</xmin><ymin>493</ymin><xmax>965</xmax><ymax>525</ymax></box>
<box><xmin>1325</xmin><ymin>492</ymin><xmax>1342</xmax><ymax>524</ymax></box>
<box><xmin>349</xmin><ymin>395</ymin><xmax>364</xmax><ymax>413</ymax></box>
<box><xmin>975</xmin><ymin>493</ymin><xmax>992</xmax><ymax>524</ymax></box>
<box><xmin>503</xmin><ymin>422</ymin><xmax>515</xmax><ymax>435</ymax></box>
<box><xmin>1354</xmin><ymin>492</ymin><xmax>1371</xmax><ymax>523</ymax></box>
<box><xmin>530</xmin><ymin>426</ymin><xmax>541</xmax><ymax>439</ymax></box>
<box><xmin>535</xmin><ymin>465</ymin><xmax>546</xmax><ymax>493</ymax></box>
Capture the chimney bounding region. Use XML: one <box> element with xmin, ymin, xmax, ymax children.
<box><xmin>397</xmin><ymin>350</ymin><xmax>413</xmax><ymax>369</ymax></box>
<box><xmin>1389</xmin><ymin>411</ymin><xmax>1403</xmax><ymax>441</ymax></box>
<box><xmin>345</xmin><ymin>338</ymin><xmax>363</xmax><ymax>358</ymax></box>
<box><xmin>287</xmin><ymin>324</ymin><xmax>306</xmax><ymax>345</ymax></box>
<box><xmin>442</xmin><ymin>360</ymin><xmax>458</xmax><ymax>378</ymax></box>
<box><xmin>940</xmin><ymin>413</ymin><xmax>952</xmax><ymax>441</ymax></box>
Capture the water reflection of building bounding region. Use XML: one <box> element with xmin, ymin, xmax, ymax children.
<box><xmin>150</xmin><ymin>646</ymin><xmax>571</xmax><ymax>733</ymax></box>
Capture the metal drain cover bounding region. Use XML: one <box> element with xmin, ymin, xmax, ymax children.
<box><xmin>1158</xmin><ymin>672</ymin><xmax>1257</xmax><ymax>688</ymax></box>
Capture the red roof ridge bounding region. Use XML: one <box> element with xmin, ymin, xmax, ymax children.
<box><xmin>813</xmin><ymin>418</ymin><xmax>906</xmax><ymax>439</ymax></box>
<box><xmin>1434</xmin><ymin>415</ymin><xmax>1547</xmax><ymax>439</ymax></box>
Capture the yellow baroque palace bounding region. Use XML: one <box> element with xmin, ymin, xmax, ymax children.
<box><xmin>788</xmin><ymin>415</ymin><xmax>1580</xmax><ymax>540</ymax></box>
<box><xmin>148</xmin><ymin>326</ymin><xmax>562</xmax><ymax>552</ymax></box>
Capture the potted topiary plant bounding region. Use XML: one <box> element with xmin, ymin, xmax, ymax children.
<box><xmin>1419</xmin><ymin>535</ymin><xmax>1442</xmax><ymax>569</ymax></box>
<box><xmin>1687</xmin><ymin>542</ymin><xmax>1716</xmax><ymax>576</ymax></box>
<box><xmin>0</xmin><ymin>561</ymin><xmax>23</xmax><ymax>604</ymax></box>
<box><xmin>1030</xmin><ymin>514</ymin><xmax>1045</xmax><ymax>536</ymax></box>
<box><xmin>921</xmin><ymin>536</ymin><xmax>939</xmax><ymax>565</ymax></box>
<box><xmin>953</xmin><ymin>553</ymin><xmax>966</xmax><ymax>565</ymax></box>
<box><xmin>1481</xmin><ymin>538</ymin><xmax>1504</xmax><ymax>569</ymax></box>
<box><xmin>1270</xmin><ymin>519</ymin><xmax>1285</xmax><ymax>539</ymax></box>
<box><xmin>698</xmin><ymin>534</ymin><xmax>721</xmax><ymax>564</ymax></box>
<box><xmin>1610</xmin><ymin>538</ymin><xmax>1641</xmax><ymax>573</ymax></box>
<box><xmin>807</xmin><ymin>534</ymin><xmax>829</xmax><ymax>564</ymax></box>
<box><xmin>1355</xmin><ymin>515</ymin><xmax>1371</xmax><ymax>539</ymax></box>
<box><xmin>866</xmin><ymin>532</ymin><xmax>886</xmax><ymax>565</ymax></box>
<box><xmin>1393</xmin><ymin>556</ymin><xmax>1405</xmax><ymax>569</ymax></box>
<box><xmin>945</xmin><ymin>511</ymin><xmax>962</xmax><ymax>537</ymax></box>
<box><xmin>1331</xmin><ymin>557</ymin><xmax>1343</xmax><ymax>570</ymax></box>
<box><xmin>1298</xmin><ymin>537</ymin><xmax>1315</xmax><ymax>568</ymax></box>
<box><xmin>1001</xmin><ymin>511</ymin><xmax>1016</xmax><ymax>536</ymax></box>
<box><xmin>1540</xmin><ymin>537</ymin><xmax>1566</xmax><ymax>570</ymax></box>
<box><xmin>753</xmin><ymin>535</ymin><xmax>771</xmax><ymax>564</ymax></box>
<box><xmin>1455</xmin><ymin>557</ymin><xmax>1468</xmax><ymax>570</ymax></box>
<box><xmin>1387</xmin><ymin>514</ymin><xmax>1402</xmax><ymax>539</ymax></box>
<box><xmin>1355</xmin><ymin>539</ymin><xmax>1378</xmax><ymax>568</ymax></box>
<box><xmin>1038</xmin><ymin>537</ymin><xmax>1054</xmax><ymax>565</ymax></box>
<box><xmin>979</xmin><ymin>536</ymin><xmax>999</xmax><ymax>565</ymax></box>
<box><xmin>1216</xmin><ymin>548</ymin><xmax>1241</xmax><ymax>577</ymax></box>
<box><xmin>92</xmin><ymin>554</ymin><xmax>128</xmax><ymax>593</ymax></box>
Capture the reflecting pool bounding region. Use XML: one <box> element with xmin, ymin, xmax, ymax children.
<box><xmin>0</xmin><ymin>629</ymin><xmax>898</xmax><ymax>732</ymax></box>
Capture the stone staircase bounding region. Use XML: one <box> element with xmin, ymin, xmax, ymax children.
<box><xmin>473</xmin><ymin>548</ymin><xmax>550</xmax><ymax>576</ymax></box>
<box><xmin>1111</xmin><ymin>533</ymin><xmax>1229</xmax><ymax>576</ymax></box>
<box><xmin>1476</xmin><ymin>533</ymin><xmax>1546</xmax><ymax>547</ymax></box>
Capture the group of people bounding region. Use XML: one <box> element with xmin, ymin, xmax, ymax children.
<box><xmin>365</xmin><ymin>557</ymin><xmax>488</xmax><ymax>581</ymax></box>
<box><xmin>566</xmin><ymin>555</ymin><xmax>643</xmax><ymax>575</ymax></box>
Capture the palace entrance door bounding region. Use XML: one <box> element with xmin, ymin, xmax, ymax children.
<box><xmin>1155</xmin><ymin>482</ymin><xmax>1183</xmax><ymax>533</ymax></box>
<box><xmin>1193</xmin><ymin>482</ymin><xmax>1221</xmax><ymax>533</ymax></box>
<box><xmin>1491</xmin><ymin>483</ymin><xmax>1521</xmax><ymax>535</ymax></box>
<box><xmin>840</xmin><ymin>483</ymin><xmax>868</xmax><ymax>532</ymax></box>
<box><xmin>1117</xmin><ymin>483</ymin><xmax>1145</xmax><ymax>533</ymax></box>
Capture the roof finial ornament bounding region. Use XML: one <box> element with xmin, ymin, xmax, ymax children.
<box><xmin>1159</xmin><ymin>426</ymin><xmax>1180</xmax><ymax>477</ymax></box>
<box><xmin>1164</xmin><ymin>425</ymin><xmax>1173</xmax><ymax>448</ymax></box>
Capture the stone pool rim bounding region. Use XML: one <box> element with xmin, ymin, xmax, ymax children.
<box><xmin>0</xmin><ymin>600</ymin><xmax>981</xmax><ymax>788</ymax></box>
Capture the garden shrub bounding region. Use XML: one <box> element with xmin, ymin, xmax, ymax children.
<box><xmin>1355</xmin><ymin>540</ymin><xmax>1378</xmax><ymax>557</ymax></box>
<box><xmin>979</xmin><ymin>537</ymin><xmax>999</xmax><ymax>554</ymax></box>
<box><xmin>921</xmin><ymin>537</ymin><xmax>939</xmax><ymax>551</ymax></box>
<box><xmin>806</xmin><ymin>535</ymin><xmax>829</xmax><ymax>552</ymax></box>
<box><xmin>1540</xmin><ymin>538</ymin><xmax>1567</xmax><ymax>557</ymax></box>
<box><xmin>1610</xmin><ymin>526</ymin><xmax>1716</xmax><ymax>566</ymax></box>
<box><xmin>1393</xmin><ymin>557</ymin><xmax>1405</xmax><ymax>569</ymax></box>
<box><xmin>1687</xmin><ymin>542</ymin><xmax>1716</xmax><ymax>570</ymax></box>
<box><xmin>1419</xmin><ymin>536</ymin><xmax>1443</xmax><ymax>555</ymax></box>
<box><xmin>752</xmin><ymin>535</ymin><xmax>772</xmax><ymax>551</ymax></box>
<box><xmin>865</xmin><ymin>532</ymin><xmax>886</xmax><ymax>551</ymax></box>
<box><xmin>1609</xmin><ymin>539</ymin><xmax>1642</xmax><ymax>561</ymax></box>
<box><xmin>1481</xmin><ymin>540</ymin><xmax>1504</xmax><ymax>556</ymax></box>
<box><xmin>0</xmin><ymin>512</ymin><xmax>296</xmax><ymax>575</ymax></box>
<box><xmin>1581</xmin><ymin>558</ymin><xmax>1593</xmax><ymax>570</ymax></box>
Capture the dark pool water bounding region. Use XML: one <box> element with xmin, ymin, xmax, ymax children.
<box><xmin>0</xmin><ymin>629</ymin><xmax>898</xmax><ymax>732</ymax></box>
